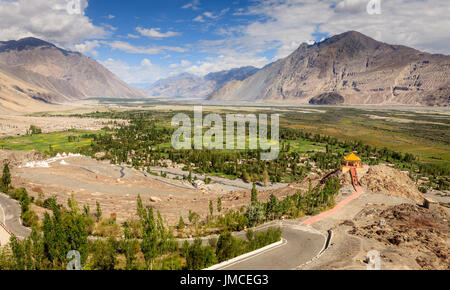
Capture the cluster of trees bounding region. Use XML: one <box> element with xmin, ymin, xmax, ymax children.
<box><xmin>0</xmin><ymin>190</ymin><xmax>283</xmax><ymax>270</ymax></box>
<box><xmin>2</xmin><ymin>164</ymin><xmax>38</xmax><ymax>227</ymax></box>
<box><xmin>1</xmin><ymin>197</ymin><xmax>90</xmax><ymax>270</ymax></box>
<box><xmin>26</xmin><ymin>125</ymin><xmax>42</xmax><ymax>135</ymax></box>
<box><xmin>183</xmin><ymin>227</ymin><xmax>282</xmax><ymax>270</ymax></box>
<box><xmin>183</xmin><ymin>178</ymin><xmax>340</xmax><ymax>237</ymax></box>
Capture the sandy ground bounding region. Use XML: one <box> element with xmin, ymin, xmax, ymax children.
<box><xmin>9</xmin><ymin>153</ymin><xmax>296</xmax><ymax>225</ymax></box>
<box><xmin>8</xmin><ymin>154</ymin><xmax>333</xmax><ymax>225</ymax></box>
<box><xmin>299</xmin><ymin>185</ymin><xmax>449</xmax><ymax>270</ymax></box>
<box><xmin>0</xmin><ymin>115</ymin><xmax>125</xmax><ymax>138</ymax></box>
<box><xmin>2</xmin><ymin>147</ymin><xmax>449</xmax><ymax>269</ymax></box>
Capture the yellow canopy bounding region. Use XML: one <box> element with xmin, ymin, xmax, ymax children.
<box><xmin>344</xmin><ymin>153</ymin><xmax>361</xmax><ymax>162</ymax></box>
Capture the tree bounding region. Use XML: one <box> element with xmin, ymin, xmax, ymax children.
<box><xmin>216</xmin><ymin>232</ymin><xmax>242</xmax><ymax>263</ymax></box>
<box><xmin>251</xmin><ymin>183</ymin><xmax>258</xmax><ymax>204</ymax></box>
<box><xmin>42</xmin><ymin>199</ymin><xmax>89</xmax><ymax>269</ymax></box>
<box><xmin>1</xmin><ymin>163</ymin><xmax>11</xmax><ymax>191</ymax></box>
<box><xmin>242</xmin><ymin>169</ymin><xmax>251</xmax><ymax>183</ymax></box>
<box><xmin>27</xmin><ymin>125</ymin><xmax>42</xmax><ymax>135</ymax></box>
<box><xmin>83</xmin><ymin>204</ymin><xmax>91</xmax><ymax>217</ymax></box>
<box><xmin>245</xmin><ymin>203</ymin><xmax>265</xmax><ymax>227</ymax></box>
<box><xmin>217</xmin><ymin>198</ymin><xmax>222</xmax><ymax>213</ymax></box>
<box><xmin>177</xmin><ymin>216</ymin><xmax>185</xmax><ymax>230</ymax></box>
<box><xmin>90</xmin><ymin>237</ymin><xmax>117</xmax><ymax>270</ymax></box>
<box><xmin>186</xmin><ymin>238</ymin><xmax>217</xmax><ymax>270</ymax></box>
<box><xmin>95</xmin><ymin>201</ymin><xmax>102</xmax><ymax>222</ymax></box>
<box><xmin>266</xmin><ymin>194</ymin><xmax>278</xmax><ymax>220</ymax></box>
<box><xmin>209</xmin><ymin>200</ymin><xmax>214</xmax><ymax>218</ymax></box>
<box><xmin>188</xmin><ymin>210</ymin><xmax>200</xmax><ymax>226</ymax></box>
<box><xmin>139</xmin><ymin>204</ymin><xmax>158</xmax><ymax>270</ymax></box>
<box><xmin>123</xmin><ymin>222</ymin><xmax>139</xmax><ymax>270</ymax></box>
<box><xmin>262</xmin><ymin>169</ymin><xmax>269</xmax><ymax>187</ymax></box>
<box><xmin>9</xmin><ymin>236</ymin><xmax>25</xmax><ymax>270</ymax></box>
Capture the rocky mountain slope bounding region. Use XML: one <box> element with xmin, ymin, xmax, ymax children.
<box><xmin>146</xmin><ymin>66</ymin><xmax>259</xmax><ymax>98</ymax></box>
<box><xmin>209</xmin><ymin>31</ymin><xmax>450</xmax><ymax>106</ymax></box>
<box><xmin>146</xmin><ymin>72</ymin><xmax>215</xmax><ymax>98</ymax></box>
<box><xmin>0</xmin><ymin>37</ymin><xmax>147</xmax><ymax>112</ymax></box>
<box><xmin>0</xmin><ymin>64</ymin><xmax>62</xmax><ymax>113</ymax></box>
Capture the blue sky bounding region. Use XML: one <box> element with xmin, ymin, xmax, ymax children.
<box><xmin>1</xmin><ymin>0</ymin><xmax>449</xmax><ymax>86</ymax></box>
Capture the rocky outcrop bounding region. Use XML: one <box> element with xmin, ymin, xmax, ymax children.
<box><xmin>309</xmin><ymin>92</ymin><xmax>345</xmax><ymax>105</ymax></box>
<box><xmin>360</xmin><ymin>165</ymin><xmax>424</xmax><ymax>203</ymax></box>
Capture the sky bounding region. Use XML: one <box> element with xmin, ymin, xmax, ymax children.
<box><xmin>0</xmin><ymin>0</ymin><xmax>449</xmax><ymax>87</ymax></box>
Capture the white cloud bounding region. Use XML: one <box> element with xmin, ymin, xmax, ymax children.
<box><xmin>182</xmin><ymin>0</ymin><xmax>200</xmax><ymax>10</ymax></box>
<box><xmin>74</xmin><ymin>40</ymin><xmax>100</xmax><ymax>56</ymax></box>
<box><xmin>136</xmin><ymin>27</ymin><xmax>181</xmax><ymax>38</ymax></box>
<box><xmin>194</xmin><ymin>9</ymin><xmax>229</xmax><ymax>24</ymax></box>
<box><xmin>104</xmin><ymin>40</ymin><xmax>186</xmax><ymax>54</ymax></box>
<box><xmin>127</xmin><ymin>34</ymin><xmax>140</xmax><ymax>39</ymax></box>
<box><xmin>323</xmin><ymin>0</ymin><xmax>450</xmax><ymax>54</ymax></box>
<box><xmin>193</xmin><ymin>15</ymin><xmax>205</xmax><ymax>23</ymax></box>
<box><xmin>0</xmin><ymin>0</ymin><xmax>106</xmax><ymax>46</ymax></box>
<box><xmin>107</xmin><ymin>14</ymin><xmax>115</xmax><ymax>19</ymax></box>
<box><xmin>203</xmin><ymin>12</ymin><xmax>217</xmax><ymax>19</ymax></box>
<box><xmin>101</xmin><ymin>58</ymin><xmax>167</xmax><ymax>85</ymax></box>
<box><xmin>183</xmin><ymin>53</ymin><xmax>268</xmax><ymax>76</ymax></box>
<box><xmin>204</xmin><ymin>0</ymin><xmax>450</xmax><ymax>70</ymax></box>
<box><xmin>169</xmin><ymin>60</ymin><xmax>192</xmax><ymax>68</ymax></box>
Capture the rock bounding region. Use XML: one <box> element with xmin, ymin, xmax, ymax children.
<box><xmin>149</xmin><ymin>196</ymin><xmax>162</xmax><ymax>203</ymax></box>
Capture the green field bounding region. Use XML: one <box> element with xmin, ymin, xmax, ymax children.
<box><xmin>0</xmin><ymin>130</ymin><xmax>100</xmax><ymax>153</ymax></box>
<box><xmin>279</xmin><ymin>107</ymin><xmax>450</xmax><ymax>164</ymax></box>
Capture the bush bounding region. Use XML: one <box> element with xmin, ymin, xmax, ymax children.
<box><xmin>185</xmin><ymin>238</ymin><xmax>217</xmax><ymax>270</ymax></box>
<box><xmin>418</xmin><ymin>186</ymin><xmax>428</xmax><ymax>194</ymax></box>
<box><xmin>245</xmin><ymin>203</ymin><xmax>265</xmax><ymax>227</ymax></box>
<box><xmin>215</xmin><ymin>232</ymin><xmax>244</xmax><ymax>263</ymax></box>
<box><xmin>21</xmin><ymin>210</ymin><xmax>38</xmax><ymax>227</ymax></box>
<box><xmin>88</xmin><ymin>238</ymin><xmax>118</xmax><ymax>270</ymax></box>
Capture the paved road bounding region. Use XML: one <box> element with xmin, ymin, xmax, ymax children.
<box><xmin>0</xmin><ymin>203</ymin><xmax>10</xmax><ymax>246</ymax></box>
<box><xmin>216</xmin><ymin>223</ymin><xmax>327</xmax><ymax>270</ymax></box>
<box><xmin>0</xmin><ymin>193</ymin><xmax>31</xmax><ymax>240</ymax></box>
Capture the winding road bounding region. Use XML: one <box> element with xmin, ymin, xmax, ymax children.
<box><xmin>214</xmin><ymin>222</ymin><xmax>327</xmax><ymax>270</ymax></box>
<box><xmin>0</xmin><ymin>192</ymin><xmax>31</xmax><ymax>240</ymax></box>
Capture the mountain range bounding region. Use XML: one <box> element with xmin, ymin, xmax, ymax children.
<box><xmin>209</xmin><ymin>31</ymin><xmax>449</xmax><ymax>106</ymax></box>
<box><xmin>145</xmin><ymin>66</ymin><xmax>259</xmax><ymax>99</ymax></box>
<box><xmin>0</xmin><ymin>37</ymin><xmax>147</xmax><ymax>112</ymax></box>
<box><xmin>0</xmin><ymin>32</ymin><xmax>448</xmax><ymax>113</ymax></box>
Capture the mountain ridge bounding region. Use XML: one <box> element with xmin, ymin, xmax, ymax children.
<box><xmin>209</xmin><ymin>31</ymin><xmax>450</xmax><ymax>106</ymax></box>
<box><xmin>146</xmin><ymin>66</ymin><xmax>259</xmax><ymax>99</ymax></box>
<box><xmin>0</xmin><ymin>37</ymin><xmax>148</xmax><ymax>112</ymax></box>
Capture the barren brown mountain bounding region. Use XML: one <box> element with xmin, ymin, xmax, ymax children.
<box><xmin>0</xmin><ymin>37</ymin><xmax>147</xmax><ymax>112</ymax></box>
<box><xmin>209</xmin><ymin>31</ymin><xmax>450</xmax><ymax>106</ymax></box>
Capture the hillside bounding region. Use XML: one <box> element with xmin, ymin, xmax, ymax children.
<box><xmin>209</xmin><ymin>31</ymin><xmax>450</xmax><ymax>106</ymax></box>
<box><xmin>0</xmin><ymin>37</ymin><xmax>147</xmax><ymax>111</ymax></box>
<box><xmin>146</xmin><ymin>73</ymin><xmax>215</xmax><ymax>98</ymax></box>
<box><xmin>0</xmin><ymin>65</ymin><xmax>62</xmax><ymax>113</ymax></box>
<box><xmin>146</xmin><ymin>66</ymin><xmax>259</xmax><ymax>99</ymax></box>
